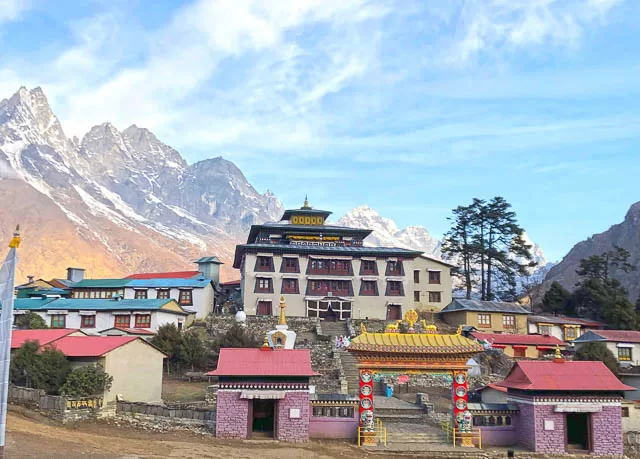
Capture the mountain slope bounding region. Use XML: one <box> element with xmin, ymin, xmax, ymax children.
<box><xmin>544</xmin><ymin>201</ymin><xmax>640</xmax><ymax>301</ymax></box>
<box><xmin>0</xmin><ymin>86</ymin><xmax>282</xmax><ymax>282</ymax></box>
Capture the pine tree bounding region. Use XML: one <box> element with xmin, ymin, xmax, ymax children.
<box><xmin>542</xmin><ymin>281</ymin><xmax>572</xmax><ymax>314</ymax></box>
<box><xmin>442</xmin><ymin>205</ymin><xmax>476</xmax><ymax>299</ymax></box>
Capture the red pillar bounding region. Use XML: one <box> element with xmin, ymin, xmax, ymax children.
<box><xmin>359</xmin><ymin>369</ymin><xmax>374</xmax><ymax>426</ymax></box>
<box><xmin>452</xmin><ymin>370</ymin><xmax>469</xmax><ymax>428</ymax></box>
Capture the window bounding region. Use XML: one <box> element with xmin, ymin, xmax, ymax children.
<box><xmin>330</xmin><ymin>260</ymin><xmax>351</xmax><ymax>274</ymax></box>
<box><xmin>478</xmin><ymin>313</ymin><xmax>491</xmax><ymax>328</ymax></box>
<box><xmin>360</xmin><ymin>260</ymin><xmax>378</xmax><ymax>275</ymax></box>
<box><xmin>134</xmin><ymin>289</ymin><xmax>148</xmax><ymax>299</ymax></box>
<box><xmin>281</xmin><ymin>257</ymin><xmax>299</xmax><ymax>273</ymax></box>
<box><xmin>618</xmin><ymin>347</ymin><xmax>632</xmax><ymax>362</ymax></box>
<box><xmin>306</xmin><ymin>300</ymin><xmax>352</xmax><ymax>320</ymax></box>
<box><xmin>428</xmin><ymin>291</ymin><xmax>442</xmax><ymax>303</ymax></box>
<box><xmin>564</xmin><ymin>326</ymin><xmax>578</xmax><ymax>340</ymax></box>
<box><xmin>413</xmin><ymin>270</ymin><xmax>420</xmax><ymax>283</ymax></box>
<box><xmin>156</xmin><ymin>289</ymin><xmax>170</xmax><ymax>299</ymax></box>
<box><xmin>386</xmin><ymin>281</ymin><xmax>404</xmax><ymax>296</ymax></box>
<box><xmin>308</xmin><ymin>259</ymin><xmax>328</xmax><ymax>274</ymax></box>
<box><xmin>134</xmin><ymin>314</ymin><xmax>151</xmax><ymax>328</ymax></box>
<box><xmin>386</xmin><ymin>260</ymin><xmax>403</xmax><ymax>276</ymax></box>
<box><xmin>387</xmin><ymin>304</ymin><xmax>402</xmax><ymax>320</ymax></box>
<box><xmin>513</xmin><ymin>347</ymin><xmax>526</xmax><ymax>358</ymax></box>
<box><xmin>255</xmin><ymin>278</ymin><xmax>273</xmax><ymax>293</ymax></box>
<box><xmin>281</xmin><ymin>278</ymin><xmax>299</xmax><ymax>294</ymax></box>
<box><xmin>312</xmin><ymin>406</ymin><xmax>354</xmax><ymax>418</ymax></box>
<box><xmin>503</xmin><ymin>315</ymin><xmax>516</xmax><ymax>329</ymax></box>
<box><xmin>255</xmin><ymin>256</ymin><xmax>274</xmax><ymax>272</ymax></box>
<box><xmin>538</xmin><ymin>324</ymin><xmax>552</xmax><ymax>335</ymax></box>
<box><xmin>80</xmin><ymin>315</ymin><xmax>96</xmax><ymax>328</ymax></box>
<box><xmin>414</xmin><ymin>291</ymin><xmax>421</xmax><ymax>302</ymax></box>
<box><xmin>50</xmin><ymin>314</ymin><xmax>66</xmax><ymax>328</ymax></box>
<box><xmin>307</xmin><ymin>280</ymin><xmax>351</xmax><ymax>296</ymax></box>
<box><xmin>257</xmin><ymin>301</ymin><xmax>272</xmax><ymax>316</ymax></box>
<box><xmin>178</xmin><ymin>289</ymin><xmax>193</xmax><ymax>305</ymax></box>
<box><xmin>114</xmin><ymin>315</ymin><xmax>130</xmax><ymax>329</ymax></box>
<box><xmin>622</xmin><ymin>407</ymin><xmax>630</xmax><ymax>417</ymax></box>
<box><xmin>360</xmin><ymin>281</ymin><xmax>378</xmax><ymax>296</ymax></box>
<box><xmin>428</xmin><ymin>271</ymin><xmax>441</xmax><ymax>284</ymax></box>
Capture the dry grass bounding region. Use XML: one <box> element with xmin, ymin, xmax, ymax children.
<box><xmin>162</xmin><ymin>377</ymin><xmax>210</xmax><ymax>402</ymax></box>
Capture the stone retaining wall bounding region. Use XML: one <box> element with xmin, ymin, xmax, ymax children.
<box><xmin>116</xmin><ymin>401</ymin><xmax>216</xmax><ymax>430</ymax></box>
<box><xmin>8</xmin><ymin>385</ymin><xmax>107</xmax><ymax>424</ymax></box>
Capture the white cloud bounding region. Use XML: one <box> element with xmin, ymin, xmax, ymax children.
<box><xmin>0</xmin><ymin>0</ymin><xmax>29</xmax><ymax>24</ymax></box>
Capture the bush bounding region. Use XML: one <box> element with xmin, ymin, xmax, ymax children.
<box><xmin>14</xmin><ymin>312</ymin><xmax>48</xmax><ymax>329</ymax></box>
<box><xmin>10</xmin><ymin>341</ymin><xmax>71</xmax><ymax>394</ymax></box>
<box><xmin>61</xmin><ymin>364</ymin><xmax>113</xmax><ymax>397</ymax></box>
<box><xmin>574</xmin><ymin>342</ymin><xmax>620</xmax><ymax>377</ymax></box>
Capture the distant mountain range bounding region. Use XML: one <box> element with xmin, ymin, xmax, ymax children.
<box><xmin>0</xmin><ymin>87</ymin><xmax>282</xmax><ymax>282</ymax></box>
<box><xmin>544</xmin><ymin>201</ymin><xmax>640</xmax><ymax>301</ymax></box>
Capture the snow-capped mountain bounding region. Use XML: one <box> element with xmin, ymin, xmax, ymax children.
<box><xmin>337</xmin><ymin>205</ymin><xmax>441</xmax><ymax>256</ymax></box>
<box><xmin>0</xmin><ymin>86</ymin><xmax>283</xmax><ymax>281</ymax></box>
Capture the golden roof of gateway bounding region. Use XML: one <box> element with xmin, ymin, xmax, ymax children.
<box><xmin>348</xmin><ymin>331</ymin><xmax>483</xmax><ymax>354</ymax></box>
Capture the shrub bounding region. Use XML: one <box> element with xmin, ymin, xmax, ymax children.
<box><xmin>61</xmin><ymin>364</ymin><xmax>113</xmax><ymax>397</ymax></box>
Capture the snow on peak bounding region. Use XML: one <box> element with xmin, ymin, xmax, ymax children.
<box><xmin>337</xmin><ymin>206</ymin><xmax>440</xmax><ymax>256</ymax></box>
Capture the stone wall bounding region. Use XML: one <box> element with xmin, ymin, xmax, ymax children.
<box><xmin>215</xmin><ymin>391</ymin><xmax>249</xmax><ymax>439</ymax></box>
<box><xmin>592</xmin><ymin>405</ymin><xmax>624</xmax><ymax>456</ymax></box>
<box><xmin>517</xmin><ymin>401</ymin><xmax>537</xmax><ymax>451</ymax></box>
<box><xmin>8</xmin><ymin>385</ymin><xmax>107</xmax><ymax>424</ymax></box>
<box><xmin>116</xmin><ymin>401</ymin><xmax>216</xmax><ymax>430</ymax></box>
<box><xmin>276</xmin><ymin>392</ymin><xmax>310</xmax><ymax>442</ymax></box>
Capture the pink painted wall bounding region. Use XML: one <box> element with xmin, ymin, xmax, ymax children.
<box><xmin>216</xmin><ymin>391</ymin><xmax>249</xmax><ymax>439</ymax></box>
<box><xmin>309</xmin><ymin>412</ymin><xmax>359</xmax><ymax>439</ymax></box>
<box><xmin>532</xmin><ymin>404</ymin><xmax>566</xmax><ymax>453</ymax></box>
<box><xmin>592</xmin><ymin>406</ymin><xmax>624</xmax><ymax>456</ymax></box>
<box><xmin>276</xmin><ymin>392</ymin><xmax>310</xmax><ymax>442</ymax></box>
<box><xmin>480</xmin><ymin>426</ymin><xmax>517</xmax><ymax>446</ymax></box>
<box><xmin>516</xmin><ymin>402</ymin><xmax>536</xmax><ymax>451</ymax></box>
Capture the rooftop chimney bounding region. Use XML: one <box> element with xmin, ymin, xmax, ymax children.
<box><xmin>67</xmin><ymin>267</ymin><xmax>86</xmax><ymax>283</ymax></box>
<box><xmin>27</xmin><ymin>275</ymin><xmax>35</xmax><ymax>284</ymax></box>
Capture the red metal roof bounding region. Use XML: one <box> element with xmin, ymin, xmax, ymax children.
<box><xmin>496</xmin><ymin>360</ymin><xmax>635</xmax><ymax>392</ymax></box>
<box><xmin>11</xmin><ymin>329</ymin><xmax>82</xmax><ymax>349</ymax></box>
<box><xmin>471</xmin><ymin>332</ymin><xmax>566</xmax><ymax>347</ymax></box>
<box><xmin>208</xmin><ymin>348</ymin><xmax>316</xmax><ymax>377</ymax></box>
<box><xmin>47</xmin><ymin>336</ymin><xmax>139</xmax><ymax>357</ymax></box>
<box><xmin>478</xmin><ymin>383</ymin><xmax>508</xmax><ymax>393</ymax></box>
<box><xmin>591</xmin><ymin>330</ymin><xmax>640</xmax><ymax>343</ymax></box>
<box><xmin>126</xmin><ymin>271</ymin><xmax>200</xmax><ymax>279</ymax></box>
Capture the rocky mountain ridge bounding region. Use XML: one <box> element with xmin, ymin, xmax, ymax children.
<box><xmin>0</xmin><ymin>86</ymin><xmax>283</xmax><ymax>281</ymax></box>
<box><xmin>544</xmin><ymin>201</ymin><xmax>640</xmax><ymax>301</ymax></box>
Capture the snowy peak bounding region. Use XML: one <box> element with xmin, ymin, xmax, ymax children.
<box><xmin>521</xmin><ymin>232</ymin><xmax>548</xmax><ymax>268</ymax></box>
<box><xmin>337</xmin><ymin>205</ymin><xmax>440</xmax><ymax>256</ymax></box>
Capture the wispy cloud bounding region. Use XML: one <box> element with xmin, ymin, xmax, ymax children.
<box><xmin>0</xmin><ymin>0</ymin><xmax>30</xmax><ymax>24</ymax></box>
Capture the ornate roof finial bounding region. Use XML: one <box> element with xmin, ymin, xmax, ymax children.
<box><xmin>279</xmin><ymin>296</ymin><xmax>287</xmax><ymax>326</ymax></box>
<box><xmin>302</xmin><ymin>195</ymin><xmax>310</xmax><ymax>209</ymax></box>
<box><xmin>554</xmin><ymin>344</ymin><xmax>564</xmax><ymax>362</ymax></box>
<box><xmin>261</xmin><ymin>332</ymin><xmax>270</xmax><ymax>351</ymax></box>
<box><xmin>9</xmin><ymin>224</ymin><xmax>20</xmax><ymax>248</ymax></box>
<box><xmin>360</xmin><ymin>322</ymin><xmax>367</xmax><ymax>334</ymax></box>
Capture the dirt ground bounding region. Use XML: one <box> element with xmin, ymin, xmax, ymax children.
<box><xmin>4</xmin><ymin>408</ymin><xmax>383</xmax><ymax>459</ymax></box>
<box><xmin>161</xmin><ymin>378</ymin><xmax>210</xmax><ymax>402</ymax></box>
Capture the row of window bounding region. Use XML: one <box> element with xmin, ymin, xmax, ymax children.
<box><xmin>472</xmin><ymin>415</ymin><xmax>512</xmax><ymax>426</ymax></box>
<box><xmin>413</xmin><ymin>291</ymin><xmax>442</xmax><ymax>303</ymax></box>
<box><xmin>413</xmin><ymin>270</ymin><xmax>441</xmax><ymax>284</ymax></box>
<box><xmin>50</xmin><ymin>314</ymin><xmax>152</xmax><ymax>329</ymax></box>
<box><xmin>256</xmin><ymin>300</ymin><xmax>407</xmax><ymax>322</ymax></box>
<box><xmin>477</xmin><ymin>313</ymin><xmax>517</xmax><ymax>328</ymax></box>
<box><xmin>254</xmin><ymin>278</ymin><xmax>413</xmax><ymax>297</ymax></box>
<box><xmin>74</xmin><ymin>289</ymin><xmax>193</xmax><ymax>305</ymax></box>
<box><xmin>537</xmin><ymin>324</ymin><xmax>580</xmax><ymax>340</ymax></box>
<box><xmin>254</xmin><ymin>257</ymin><xmax>412</xmax><ymax>277</ymax></box>
<box><xmin>311</xmin><ymin>406</ymin><xmax>355</xmax><ymax>418</ymax></box>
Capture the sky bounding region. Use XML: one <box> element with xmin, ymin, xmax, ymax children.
<box><xmin>1</xmin><ymin>0</ymin><xmax>639</xmax><ymax>262</ymax></box>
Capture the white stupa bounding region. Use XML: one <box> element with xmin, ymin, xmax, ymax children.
<box><xmin>267</xmin><ymin>296</ymin><xmax>297</xmax><ymax>350</ymax></box>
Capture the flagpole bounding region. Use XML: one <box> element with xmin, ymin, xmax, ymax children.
<box><xmin>0</xmin><ymin>225</ymin><xmax>20</xmax><ymax>459</ymax></box>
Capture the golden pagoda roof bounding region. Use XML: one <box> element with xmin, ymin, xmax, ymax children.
<box><xmin>348</xmin><ymin>331</ymin><xmax>483</xmax><ymax>354</ymax></box>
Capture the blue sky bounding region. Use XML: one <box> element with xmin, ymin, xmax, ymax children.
<box><xmin>1</xmin><ymin>0</ymin><xmax>640</xmax><ymax>261</ymax></box>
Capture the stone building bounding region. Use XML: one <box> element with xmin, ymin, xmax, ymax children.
<box><xmin>440</xmin><ymin>299</ymin><xmax>530</xmax><ymax>334</ymax></box>
<box><xmin>496</xmin><ymin>355</ymin><xmax>633</xmax><ymax>455</ymax></box>
<box><xmin>233</xmin><ymin>198</ymin><xmax>453</xmax><ymax>320</ymax></box>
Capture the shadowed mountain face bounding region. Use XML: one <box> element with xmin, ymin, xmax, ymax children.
<box><xmin>543</xmin><ymin>201</ymin><xmax>640</xmax><ymax>301</ymax></box>
<box><xmin>0</xmin><ymin>86</ymin><xmax>283</xmax><ymax>282</ymax></box>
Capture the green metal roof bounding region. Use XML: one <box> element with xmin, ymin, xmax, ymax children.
<box><xmin>72</xmin><ymin>279</ymin><xmax>131</xmax><ymax>288</ymax></box>
<box><xmin>194</xmin><ymin>256</ymin><xmax>223</xmax><ymax>264</ymax></box>
<box><xmin>12</xmin><ymin>298</ymin><xmax>189</xmax><ymax>314</ymax></box>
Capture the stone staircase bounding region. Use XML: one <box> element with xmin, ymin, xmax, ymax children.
<box><xmin>375</xmin><ymin>397</ymin><xmax>448</xmax><ymax>446</ymax></box>
<box><xmin>319</xmin><ymin>321</ymin><xmax>348</xmax><ymax>337</ymax></box>
<box><xmin>338</xmin><ymin>350</ymin><xmax>360</xmax><ymax>395</ymax></box>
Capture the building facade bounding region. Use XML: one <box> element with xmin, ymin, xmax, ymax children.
<box><xmin>527</xmin><ymin>314</ymin><xmax>604</xmax><ymax>342</ymax></box>
<box><xmin>440</xmin><ymin>299</ymin><xmax>530</xmax><ymax>334</ymax></box>
<box><xmin>233</xmin><ymin>199</ymin><xmax>451</xmax><ymax>320</ymax></box>
<box><xmin>573</xmin><ymin>330</ymin><xmax>640</xmax><ymax>367</ymax></box>
<box><xmin>470</xmin><ymin>331</ymin><xmax>566</xmax><ymax>359</ymax></box>
<box><xmin>14</xmin><ymin>297</ymin><xmax>192</xmax><ymax>333</ymax></box>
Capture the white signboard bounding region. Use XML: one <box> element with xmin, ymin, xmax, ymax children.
<box><xmin>544</xmin><ymin>420</ymin><xmax>554</xmax><ymax>431</ymax></box>
<box><xmin>289</xmin><ymin>408</ymin><xmax>301</xmax><ymax>419</ymax></box>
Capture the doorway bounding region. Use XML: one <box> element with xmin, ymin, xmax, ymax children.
<box><xmin>324</xmin><ymin>306</ymin><xmax>338</xmax><ymax>322</ymax></box>
<box><xmin>386</xmin><ymin>304</ymin><xmax>402</xmax><ymax>321</ymax></box>
<box><xmin>566</xmin><ymin>413</ymin><xmax>590</xmax><ymax>452</ymax></box>
<box><xmin>252</xmin><ymin>399</ymin><xmax>276</xmax><ymax>438</ymax></box>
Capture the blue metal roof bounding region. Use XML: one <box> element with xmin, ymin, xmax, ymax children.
<box><xmin>126</xmin><ymin>278</ymin><xmax>211</xmax><ymax>288</ymax></box>
<box><xmin>12</xmin><ymin>298</ymin><xmax>188</xmax><ymax>314</ymax></box>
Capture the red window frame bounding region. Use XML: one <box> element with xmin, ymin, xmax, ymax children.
<box><xmin>114</xmin><ymin>315</ymin><xmax>131</xmax><ymax>329</ymax></box>
<box><xmin>360</xmin><ymin>280</ymin><xmax>378</xmax><ymax>296</ymax></box>
<box><xmin>257</xmin><ymin>301</ymin><xmax>272</xmax><ymax>316</ymax></box>
<box><xmin>360</xmin><ymin>260</ymin><xmax>378</xmax><ymax>275</ymax></box>
<box><xmin>134</xmin><ymin>314</ymin><xmax>151</xmax><ymax>328</ymax></box>
<box><xmin>386</xmin><ymin>261</ymin><xmax>403</xmax><ymax>276</ymax></box>
<box><xmin>80</xmin><ymin>315</ymin><xmax>96</xmax><ymax>328</ymax></box>
<box><xmin>513</xmin><ymin>347</ymin><xmax>526</xmax><ymax>358</ymax></box>
<box><xmin>179</xmin><ymin>289</ymin><xmax>193</xmax><ymax>306</ymax></box>
<box><xmin>281</xmin><ymin>278</ymin><xmax>299</xmax><ymax>294</ymax></box>
<box><xmin>256</xmin><ymin>256</ymin><xmax>274</xmax><ymax>272</ymax></box>
<box><xmin>134</xmin><ymin>289</ymin><xmax>148</xmax><ymax>299</ymax></box>
<box><xmin>386</xmin><ymin>281</ymin><xmax>404</xmax><ymax>296</ymax></box>
<box><xmin>156</xmin><ymin>289</ymin><xmax>170</xmax><ymax>299</ymax></box>
<box><xmin>428</xmin><ymin>271</ymin><xmax>441</xmax><ymax>284</ymax></box>
<box><xmin>282</xmin><ymin>258</ymin><xmax>299</xmax><ymax>273</ymax></box>
<box><xmin>50</xmin><ymin>314</ymin><xmax>66</xmax><ymax>329</ymax></box>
